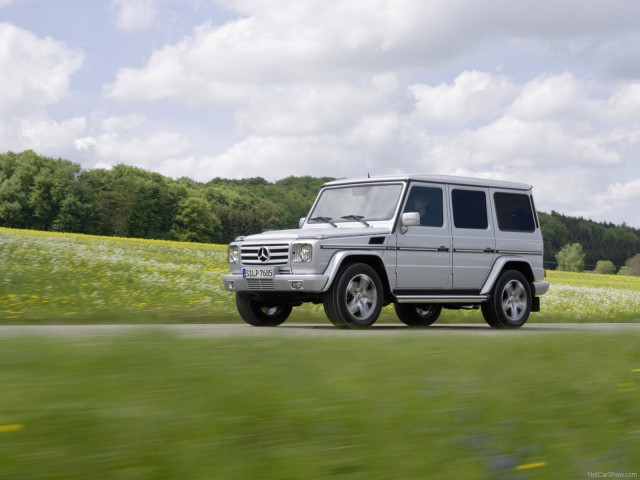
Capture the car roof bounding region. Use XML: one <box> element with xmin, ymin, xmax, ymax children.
<box><xmin>323</xmin><ymin>174</ymin><xmax>532</xmax><ymax>191</ymax></box>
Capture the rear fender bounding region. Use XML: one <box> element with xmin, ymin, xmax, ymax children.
<box><xmin>480</xmin><ymin>256</ymin><xmax>534</xmax><ymax>295</ymax></box>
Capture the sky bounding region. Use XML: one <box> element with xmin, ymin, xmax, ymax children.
<box><xmin>2</xmin><ymin>0</ymin><xmax>640</xmax><ymax>227</ymax></box>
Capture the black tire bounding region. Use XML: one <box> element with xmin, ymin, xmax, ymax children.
<box><xmin>481</xmin><ymin>270</ymin><xmax>532</xmax><ymax>329</ymax></box>
<box><xmin>323</xmin><ymin>263</ymin><xmax>384</xmax><ymax>328</ymax></box>
<box><xmin>394</xmin><ymin>303</ymin><xmax>442</xmax><ymax>326</ymax></box>
<box><xmin>480</xmin><ymin>302</ymin><xmax>501</xmax><ymax>328</ymax></box>
<box><xmin>235</xmin><ymin>293</ymin><xmax>292</xmax><ymax>327</ymax></box>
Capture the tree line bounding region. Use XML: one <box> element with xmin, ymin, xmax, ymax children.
<box><xmin>2</xmin><ymin>150</ymin><xmax>640</xmax><ymax>272</ymax></box>
<box><xmin>0</xmin><ymin>151</ymin><xmax>331</xmax><ymax>244</ymax></box>
<box><xmin>554</xmin><ymin>242</ymin><xmax>640</xmax><ymax>276</ymax></box>
<box><xmin>539</xmin><ymin>212</ymin><xmax>640</xmax><ymax>271</ymax></box>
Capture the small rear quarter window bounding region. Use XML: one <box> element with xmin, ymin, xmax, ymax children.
<box><xmin>494</xmin><ymin>192</ymin><xmax>535</xmax><ymax>232</ymax></box>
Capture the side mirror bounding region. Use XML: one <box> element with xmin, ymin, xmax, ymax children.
<box><xmin>299</xmin><ymin>217</ymin><xmax>306</xmax><ymax>228</ymax></box>
<box><xmin>402</xmin><ymin>212</ymin><xmax>420</xmax><ymax>226</ymax></box>
<box><xmin>400</xmin><ymin>212</ymin><xmax>420</xmax><ymax>234</ymax></box>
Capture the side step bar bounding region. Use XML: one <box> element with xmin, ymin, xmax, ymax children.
<box><xmin>396</xmin><ymin>295</ymin><xmax>488</xmax><ymax>304</ymax></box>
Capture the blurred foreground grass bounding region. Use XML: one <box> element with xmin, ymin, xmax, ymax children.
<box><xmin>1</xmin><ymin>227</ymin><xmax>639</xmax><ymax>324</ymax></box>
<box><xmin>0</xmin><ymin>332</ymin><xmax>639</xmax><ymax>479</ymax></box>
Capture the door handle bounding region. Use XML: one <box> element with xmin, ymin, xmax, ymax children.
<box><xmin>484</xmin><ymin>247</ymin><xmax>495</xmax><ymax>254</ymax></box>
<box><xmin>437</xmin><ymin>246</ymin><xmax>450</xmax><ymax>252</ymax></box>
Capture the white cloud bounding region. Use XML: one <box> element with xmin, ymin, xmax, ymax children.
<box><xmin>106</xmin><ymin>0</ymin><xmax>640</xmax><ymax>107</ymax></box>
<box><xmin>574</xmin><ymin>178</ymin><xmax>640</xmax><ymax>227</ymax></box>
<box><xmin>112</xmin><ymin>0</ymin><xmax>157</xmax><ymax>32</ymax></box>
<box><xmin>101</xmin><ymin>114</ymin><xmax>146</xmax><ymax>132</ymax></box>
<box><xmin>507</xmin><ymin>73</ymin><xmax>584</xmax><ymax>121</ymax></box>
<box><xmin>235</xmin><ymin>74</ymin><xmax>402</xmax><ymax>136</ymax></box>
<box><xmin>74</xmin><ymin>136</ymin><xmax>97</xmax><ymax>151</ymax></box>
<box><xmin>0</xmin><ymin>23</ymin><xmax>84</xmax><ymax>158</ymax></box>
<box><xmin>81</xmin><ymin>131</ymin><xmax>192</xmax><ymax>169</ymax></box>
<box><xmin>429</xmin><ymin>117</ymin><xmax>620</xmax><ymax>169</ymax></box>
<box><xmin>0</xmin><ymin>22</ymin><xmax>83</xmax><ymax>114</ymax></box>
<box><xmin>18</xmin><ymin>116</ymin><xmax>88</xmax><ymax>156</ymax></box>
<box><xmin>410</xmin><ymin>71</ymin><xmax>518</xmax><ymax>128</ymax></box>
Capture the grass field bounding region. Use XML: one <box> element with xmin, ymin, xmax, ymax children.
<box><xmin>0</xmin><ymin>332</ymin><xmax>639</xmax><ymax>479</ymax></box>
<box><xmin>1</xmin><ymin>226</ymin><xmax>639</xmax><ymax>324</ymax></box>
<box><xmin>2</xmin><ymin>228</ymin><xmax>639</xmax><ymax>478</ymax></box>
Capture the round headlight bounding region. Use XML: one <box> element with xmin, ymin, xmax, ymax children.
<box><xmin>293</xmin><ymin>243</ymin><xmax>312</xmax><ymax>263</ymax></box>
<box><xmin>228</xmin><ymin>245</ymin><xmax>239</xmax><ymax>263</ymax></box>
<box><xmin>299</xmin><ymin>244</ymin><xmax>312</xmax><ymax>262</ymax></box>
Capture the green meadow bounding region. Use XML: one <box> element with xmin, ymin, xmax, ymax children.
<box><xmin>1</xmin><ymin>226</ymin><xmax>639</xmax><ymax>324</ymax></box>
<box><xmin>0</xmin><ymin>333</ymin><xmax>639</xmax><ymax>479</ymax></box>
<box><xmin>2</xmin><ymin>228</ymin><xmax>640</xmax><ymax>478</ymax></box>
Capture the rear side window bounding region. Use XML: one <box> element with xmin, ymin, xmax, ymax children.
<box><xmin>494</xmin><ymin>192</ymin><xmax>535</xmax><ymax>232</ymax></box>
<box><xmin>452</xmin><ymin>189</ymin><xmax>488</xmax><ymax>229</ymax></box>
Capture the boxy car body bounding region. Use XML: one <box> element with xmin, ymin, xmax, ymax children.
<box><xmin>223</xmin><ymin>174</ymin><xmax>549</xmax><ymax>328</ymax></box>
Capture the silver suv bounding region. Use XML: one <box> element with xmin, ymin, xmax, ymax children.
<box><xmin>223</xmin><ymin>174</ymin><xmax>549</xmax><ymax>328</ymax></box>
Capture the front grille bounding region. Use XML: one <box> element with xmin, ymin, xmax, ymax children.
<box><xmin>247</xmin><ymin>279</ymin><xmax>275</xmax><ymax>290</ymax></box>
<box><xmin>241</xmin><ymin>244</ymin><xmax>289</xmax><ymax>266</ymax></box>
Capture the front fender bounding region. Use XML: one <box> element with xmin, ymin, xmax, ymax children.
<box><xmin>320</xmin><ymin>250</ymin><xmax>389</xmax><ymax>293</ymax></box>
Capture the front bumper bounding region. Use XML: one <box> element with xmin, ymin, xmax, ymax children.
<box><xmin>222</xmin><ymin>273</ymin><xmax>330</xmax><ymax>293</ymax></box>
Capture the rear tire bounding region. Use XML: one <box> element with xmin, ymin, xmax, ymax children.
<box><xmin>394</xmin><ymin>303</ymin><xmax>442</xmax><ymax>326</ymax></box>
<box><xmin>481</xmin><ymin>270</ymin><xmax>532</xmax><ymax>329</ymax></box>
<box><xmin>235</xmin><ymin>293</ymin><xmax>292</xmax><ymax>326</ymax></box>
<box><xmin>323</xmin><ymin>263</ymin><xmax>384</xmax><ymax>329</ymax></box>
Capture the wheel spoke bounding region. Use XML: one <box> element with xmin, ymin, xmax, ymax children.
<box><xmin>347</xmin><ymin>297</ymin><xmax>360</xmax><ymax>316</ymax></box>
<box><xmin>502</xmin><ymin>279</ymin><xmax>527</xmax><ymax>321</ymax></box>
<box><xmin>357</xmin><ymin>275</ymin><xmax>368</xmax><ymax>290</ymax></box>
<box><xmin>346</xmin><ymin>279</ymin><xmax>358</xmax><ymax>297</ymax></box>
<box><xmin>360</xmin><ymin>298</ymin><xmax>372</xmax><ymax>317</ymax></box>
<box><xmin>512</xmin><ymin>282</ymin><xmax>525</xmax><ymax>300</ymax></box>
<box><xmin>345</xmin><ymin>274</ymin><xmax>377</xmax><ymax>320</ymax></box>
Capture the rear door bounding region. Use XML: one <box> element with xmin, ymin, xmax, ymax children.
<box><xmin>450</xmin><ymin>186</ymin><xmax>496</xmax><ymax>290</ymax></box>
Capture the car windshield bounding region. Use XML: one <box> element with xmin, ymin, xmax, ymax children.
<box><xmin>308</xmin><ymin>183</ymin><xmax>404</xmax><ymax>224</ymax></box>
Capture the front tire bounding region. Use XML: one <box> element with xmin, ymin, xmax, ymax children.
<box><xmin>235</xmin><ymin>293</ymin><xmax>292</xmax><ymax>326</ymax></box>
<box><xmin>394</xmin><ymin>303</ymin><xmax>442</xmax><ymax>326</ymax></box>
<box><xmin>481</xmin><ymin>270</ymin><xmax>532</xmax><ymax>329</ymax></box>
<box><xmin>323</xmin><ymin>263</ymin><xmax>384</xmax><ymax>328</ymax></box>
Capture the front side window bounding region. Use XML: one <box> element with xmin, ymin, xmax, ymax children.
<box><xmin>403</xmin><ymin>185</ymin><xmax>443</xmax><ymax>227</ymax></box>
<box><xmin>308</xmin><ymin>183</ymin><xmax>404</xmax><ymax>223</ymax></box>
<box><xmin>452</xmin><ymin>189</ymin><xmax>488</xmax><ymax>229</ymax></box>
<box><xmin>494</xmin><ymin>192</ymin><xmax>535</xmax><ymax>232</ymax></box>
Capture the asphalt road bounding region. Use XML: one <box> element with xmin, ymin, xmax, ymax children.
<box><xmin>1</xmin><ymin>323</ymin><xmax>640</xmax><ymax>337</ymax></box>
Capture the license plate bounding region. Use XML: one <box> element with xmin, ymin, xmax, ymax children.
<box><xmin>243</xmin><ymin>268</ymin><xmax>274</xmax><ymax>279</ymax></box>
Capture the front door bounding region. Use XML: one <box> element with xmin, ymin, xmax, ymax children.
<box><xmin>395</xmin><ymin>183</ymin><xmax>452</xmax><ymax>290</ymax></box>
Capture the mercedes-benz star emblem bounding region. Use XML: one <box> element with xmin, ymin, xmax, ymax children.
<box><xmin>258</xmin><ymin>247</ymin><xmax>270</xmax><ymax>263</ymax></box>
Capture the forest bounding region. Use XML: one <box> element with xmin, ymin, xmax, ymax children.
<box><xmin>1</xmin><ymin>150</ymin><xmax>639</xmax><ymax>271</ymax></box>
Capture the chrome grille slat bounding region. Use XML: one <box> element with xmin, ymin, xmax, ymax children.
<box><xmin>241</xmin><ymin>244</ymin><xmax>289</xmax><ymax>266</ymax></box>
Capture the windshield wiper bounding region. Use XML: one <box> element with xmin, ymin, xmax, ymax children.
<box><xmin>341</xmin><ymin>215</ymin><xmax>370</xmax><ymax>227</ymax></box>
<box><xmin>310</xmin><ymin>216</ymin><xmax>337</xmax><ymax>227</ymax></box>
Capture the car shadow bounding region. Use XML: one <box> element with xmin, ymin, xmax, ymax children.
<box><xmin>280</xmin><ymin>323</ymin><xmax>579</xmax><ymax>332</ymax></box>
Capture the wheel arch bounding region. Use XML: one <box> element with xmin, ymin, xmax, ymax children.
<box><xmin>480</xmin><ymin>256</ymin><xmax>535</xmax><ymax>296</ymax></box>
<box><xmin>322</xmin><ymin>251</ymin><xmax>393</xmax><ymax>304</ymax></box>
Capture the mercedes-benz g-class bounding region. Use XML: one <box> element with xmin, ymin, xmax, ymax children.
<box><xmin>222</xmin><ymin>174</ymin><xmax>549</xmax><ymax>328</ymax></box>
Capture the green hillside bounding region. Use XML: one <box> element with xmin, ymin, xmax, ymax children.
<box><xmin>1</xmin><ymin>227</ymin><xmax>639</xmax><ymax>324</ymax></box>
<box><xmin>3</xmin><ymin>151</ymin><xmax>640</xmax><ymax>272</ymax></box>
